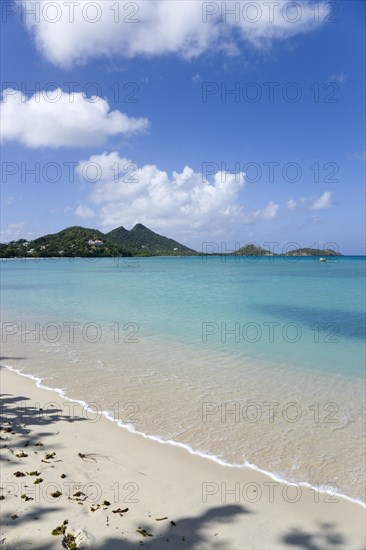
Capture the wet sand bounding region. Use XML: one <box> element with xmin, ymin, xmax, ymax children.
<box><xmin>1</xmin><ymin>366</ymin><xmax>365</xmax><ymax>549</ymax></box>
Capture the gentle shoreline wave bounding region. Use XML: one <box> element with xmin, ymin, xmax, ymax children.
<box><xmin>2</xmin><ymin>363</ymin><xmax>365</xmax><ymax>508</ymax></box>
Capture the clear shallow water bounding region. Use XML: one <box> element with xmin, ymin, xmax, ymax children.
<box><xmin>1</xmin><ymin>256</ymin><xmax>365</xmax><ymax>502</ymax></box>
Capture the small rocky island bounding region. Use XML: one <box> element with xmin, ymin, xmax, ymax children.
<box><xmin>0</xmin><ymin>225</ymin><xmax>342</xmax><ymax>258</ymax></box>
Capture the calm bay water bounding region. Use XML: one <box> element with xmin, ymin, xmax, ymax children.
<box><xmin>1</xmin><ymin>256</ymin><xmax>365</xmax><ymax>502</ymax></box>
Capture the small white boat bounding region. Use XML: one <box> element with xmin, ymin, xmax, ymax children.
<box><xmin>319</xmin><ymin>257</ymin><xmax>327</xmax><ymax>262</ymax></box>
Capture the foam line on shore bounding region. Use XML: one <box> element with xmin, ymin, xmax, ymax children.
<box><xmin>2</xmin><ymin>363</ymin><xmax>365</xmax><ymax>509</ymax></box>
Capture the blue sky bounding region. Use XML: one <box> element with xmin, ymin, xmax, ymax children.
<box><xmin>1</xmin><ymin>0</ymin><xmax>365</xmax><ymax>253</ymax></box>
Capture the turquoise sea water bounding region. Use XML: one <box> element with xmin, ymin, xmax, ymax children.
<box><xmin>1</xmin><ymin>256</ymin><xmax>365</xmax><ymax>377</ymax></box>
<box><xmin>1</xmin><ymin>256</ymin><xmax>365</xmax><ymax>501</ymax></box>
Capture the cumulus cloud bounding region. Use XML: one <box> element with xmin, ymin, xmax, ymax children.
<box><xmin>75</xmin><ymin>205</ymin><xmax>95</xmax><ymax>219</ymax></box>
<box><xmin>250</xmin><ymin>201</ymin><xmax>279</xmax><ymax>221</ymax></box>
<box><xmin>287</xmin><ymin>191</ymin><xmax>332</xmax><ymax>211</ymax></box>
<box><xmin>309</xmin><ymin>191</ymin><xmax>332</xmax><ymax>210</ymax></box>
<box><xmin>1</xmin><ymin>222</ymin><xmax>29</xmax><ymax>243</ymax></box>
<box><xmin>0</xmin><ymin>89</ymin><xmax>149</xmax><ymax>148</ymax></box>
<box><xmin>328</xmin><ymin>72</ymin><xmax>347</xmax><ymax>84</ymax></box>
<box><xmin>0</xmin><ymin>222</ymin><xmax>37</xmax><ymax>243</ymax></box>
<box><xmin>287</xmin><ymin>198</ymin><xmax>297</xmax><ymax>209</ymax></box>
<box><xmin>19</xmin><ymin>1</ymin><xmax>329</xmax><ymax>67</ymax></box>
<box><xmin>75</xmin><ymin>152</ymin><xmax>278</xmax><ymax>235</ymax></box>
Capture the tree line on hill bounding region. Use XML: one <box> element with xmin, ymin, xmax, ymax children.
<box><xmin>0</xmin><ymin>224</ymin><xmax>342</xmax><ymax>258</ymax></box>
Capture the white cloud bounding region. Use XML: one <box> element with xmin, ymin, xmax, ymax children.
<box><xmin>76</xmin><ymin>152</ymin><xmax>278</xmax><ymax>236</ymax></box>
<box><xmin>0</xmin><ymin>89</ymin><xmax>149</xmax><ymax>148</ymax></box>
<box><xmin>328</xmin><ymin>72</ymin><xmax>347</xmax><ymax>84</ymax></box>
<box><xmin>75</xmin><ymin>205</ymin><xmax>95</xmax><ymax>219</ymax></box>
<box><xmin>287</xmin><ymin>191</ymin><xmax>332</xmax><ymax>211</ymax></box>
<box><xmin>287</xmin><ymin>198</ymin><xmax>297</xmax><ymax>209</ymax></box>
<box><xmin>19</xmin><ymin>1</ymin><xmax>329</xmax><ymax>67</ymax></box>
<box><xmin>245</xmin><ymin>201</ymin><xmax>279</xmax><ymax>223</ymax></box>
<box><xmin>1</xmin><ymin>222</ymin><xmax>26</xmax><ymax>242</ymax></box>
<box><xmin>309</xmin><ymin>191</ymin><xmax>332</xmax><ymax>210</ymax></box>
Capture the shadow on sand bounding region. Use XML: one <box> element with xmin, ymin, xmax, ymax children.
<box><xmin>1</xmin><ymin>382</ymin><xmax>357</xmax><ymax>550</ymax></box>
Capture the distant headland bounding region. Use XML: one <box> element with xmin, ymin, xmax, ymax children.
<box><xmin>0</xmin><ymin>224</ymin><xmax>342</xmax><ymax>258</ymax></box>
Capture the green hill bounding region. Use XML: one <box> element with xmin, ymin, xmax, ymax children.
<box><xmin>0</xmin><ymin>227</ymin><xmax>131</xmax><ymax>258</ymax></box>
<box><xmin>232</xmin><ymin>244</ymin><xmax>275</xmax><ymax>256</ymax></box>
<box><xmin>230</xmin><ymin>244</ymin><xmax>342</xmax><ymax>257</ymax></box>
<box><xmin>0</xmin><ymin>225</ymin><xmax>342</xmax><ymax>258</ymax></box>
<box><xmin>284</xmin><ymin>248</ymin><xmax>342</xmax><ymax>256</ymax></box>
<box><xmin>106</xmin><ymin>224</ymin><xmax>197</xmax><ymax>256</ymax></box>
<box><xmin>0</xmin><ymin>224</ymin><xmax>196</xmax><ymax>258</ymax></box>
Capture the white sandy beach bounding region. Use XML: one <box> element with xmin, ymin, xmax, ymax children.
<box><xmin>0</xmin><ymin>366</ymin><xmax>365</xmax><ymax>550</ymax></box>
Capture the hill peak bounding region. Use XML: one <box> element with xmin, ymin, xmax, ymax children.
<box><xmin>106</xmin><ymin>224</ymin><xmax>196</xmax><ymax>255</ymax></box>
<box><xmin>131</xmin><ymin>223</ymin><xmax>148</xmax><ymax>231</ymax></box>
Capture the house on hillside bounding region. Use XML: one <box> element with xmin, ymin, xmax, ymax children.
<box><xmin>88</xmin><ymin>239</ymin><xmax>104</xmax><ymax>247</ymax></box>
